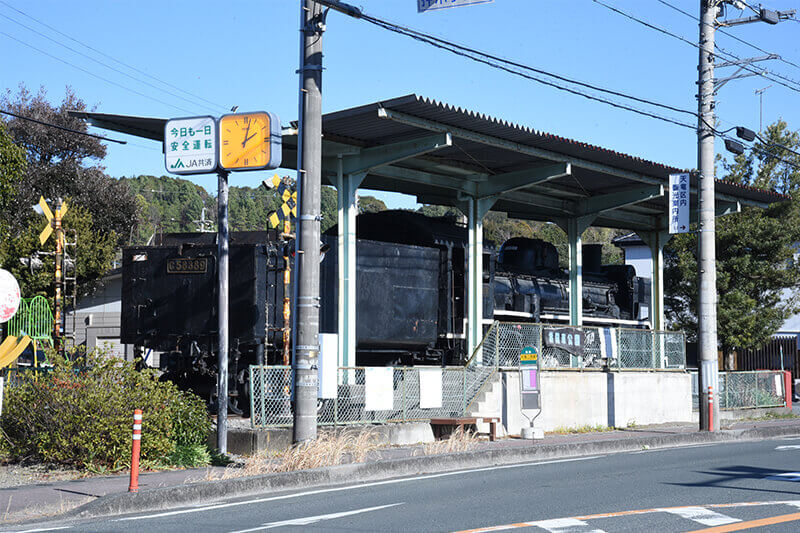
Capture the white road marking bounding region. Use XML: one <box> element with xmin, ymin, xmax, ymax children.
<box><xmin>663</xmin><ymin>506</ymin><xmax>740</xmax><ymax>526</ymax></box>
<box><xmin>527</xmin><ymin>517</ymin><xmax>605</xmax><ymax>532</ymax></box>
<box><xmin>775</xmin><ymin>445</ymin><xmax>800</xmax><ymax>450</ymax></box>
<box><xmin>4</xmin><ymin>526</ymin><xmax>71</xmax><ymax>533</ymax></box>
<box><xmin>116</xmin><ymin>455</ymin><xmax>603</xmax><ymax>522</ymax></box>
<box><xmin>227</xmin><ymin>503</ymin><xmax>402</xmax><ymax>532</ymax></box>
<box><xmin>766</xmin><ymin>472</ymin><xmax>800</xmax><ymax>482</ymax></box>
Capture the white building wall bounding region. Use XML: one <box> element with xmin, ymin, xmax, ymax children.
<box><xmin>622</xmin><ymin>244</ymin><xmax>652</xmax><ymax>278</ymax></box>
<box><xmin>482</xmin><ymin>370</ymin><xmax>693</xmax><ymax>435</ymax></box>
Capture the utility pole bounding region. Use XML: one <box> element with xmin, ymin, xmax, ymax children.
<box><xmin>697</xmin><ymin>0</ymin><xmax>719</xmax><ymax>432</ymax></box>
<box><xmin>293</xmin><ymin>0</ymin><xmax>324</xmax><ymax>443</ymax></box>
<box><xmin>696</xmin><ymin>1</ymin><xmax>791</xmax><ymax>431</ymax></box>
<box><xmin>217</xmin><ymin>170</ymin><xmax>230</xmax><ymax>454</ymax></box>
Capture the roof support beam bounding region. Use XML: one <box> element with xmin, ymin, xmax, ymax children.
<box><xmin>377</xmin><ymin>108</ymin><xmax>770</xmax><ymax>208</ymax></box>
<box><xmin>577</xmin><ymin>184</ymin><xmax>664</xmax><ymax>216</ymax></box>
<box><xmin>368</xmin><ymin>165</ymin><xmax>476</xmax><ymax>194</ymax></box>
<box><xmin>337</xmin><ymin>133</ymin><xmax>452</xmax><ymax>175</ymax></box>
<box><xmin>690</xmin><ymin>200</ymin><xmax>741</xmax><ymax>223</ymax></box>
<box><xmin>477</xmin><ymin>163</ymin><xmax>571</xmax><ymax>198</ymax></box>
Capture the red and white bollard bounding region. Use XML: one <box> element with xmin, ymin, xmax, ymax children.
<box><xmin>708</xmin><ymin>386</ymin><xmax>714</xmax><ymax>433</ymax></box>
<box><xmin>129</xmin><ymin>409</ymin><xmax>142</xmax><ymax>493</ymax></box>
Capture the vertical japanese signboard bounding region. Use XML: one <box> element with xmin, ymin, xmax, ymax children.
<box><xmin>164</xmin><ymin>116</ymin><xmax>217</xmax><ymax>175</ymax></box>
<box><xmin>519</xmin><ymin>346</ymin><xmax>541</xmax><ymax>410</ymax></box>
<box><xmin>669</xmin><ymin>172</ymin><xmax>690</xmax><ymax>234</ymax></box>
<box><xmin>418</xmin><ymin>0</ymin><xmax>493</xmax><ymax>12</ymax></box>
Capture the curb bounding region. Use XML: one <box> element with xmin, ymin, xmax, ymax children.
<box><xmin>64</xmin><ymin>424</ymin><xmax>800</xmax><ymax>522</ymax></box>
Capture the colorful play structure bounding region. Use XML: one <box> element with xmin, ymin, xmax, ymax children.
<box><xmin>2</xmin><ymin>295</ymin><xmax>53</xmax><ymax>369</ymax></box>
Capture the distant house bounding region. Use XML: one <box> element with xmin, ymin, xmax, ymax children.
<box><xmin>65</xmin><ymin>269</ymin><xmax>150</xmax><ymax>363</ymax></box>
<box><xmin>612</xmin><ymin>233</ymin><xmax>651</xmax><ymax>278</ymax></box>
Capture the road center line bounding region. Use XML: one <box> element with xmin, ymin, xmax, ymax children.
<box><xmin>684</xmin><ymin>511</ymin><xmax>800</xmax><ymax>532</ymax></box>
<box><xmin>116</xmin><ymin>455</ymin><xmax>603</xmax><ymax>522</ymax></box>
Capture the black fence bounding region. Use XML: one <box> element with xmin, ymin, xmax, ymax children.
<box><xmin>736</xmin><ymin>336</ymin><xmax>799</xmax><ymax>380</ymax></box>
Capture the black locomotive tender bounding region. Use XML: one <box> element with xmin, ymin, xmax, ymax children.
<box><xmin>121</xmin><ymin>211</ymin><xmax>650</xmax><ymax>412</ymax></box>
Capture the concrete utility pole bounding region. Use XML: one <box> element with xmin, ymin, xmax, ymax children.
<box><xmin>217</xmin><ymin>170</ymin><xmax>230</xmax><ymax>453</ymax></box>
<box><xmin>293</xmin><ymin>0</ymin><xmax>324</xmax><ymax>443</ymax></box>
<box><xmin>697</xmin><ymin>0</ymin><xmax>719</xmax><ymax>431</ymax></box>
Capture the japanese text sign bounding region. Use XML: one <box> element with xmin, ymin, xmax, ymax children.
<box><xmin>669</xmin><ymin>172</ymin><xmax>690</xmax><ymax>234</ymax></box>
<box><xmin>165</xmin><ymin>116</ymin><xmax>217</xmax><ymax>175</ymax></box>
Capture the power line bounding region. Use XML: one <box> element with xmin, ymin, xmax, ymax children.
<box><xmin>0</xmin><ymin>31</ymin><xmax>197</xmax><ymax>114</ymax></box>
<box><xmin>0</xmin><ymin>108</ymin><xmax>127</xmax><ymax>144</ymax></box>
<box><xmin>0</xmin><ymin>0</ymin><xmax>227</xmax><ymax>113</ymax></box>
<box><xmin>0</xmin><ymin>12</ymin><xmax>216</xmax><ymax>114</ymax></box>
<box><xmin>655</xmin><ymin>0</ymin><xmax>800</xmax><ymax>81</ymax></box>
<box><xmin>317</xmin><ymin>3</ymin><xmax>699</xmax><ymax>131</ymax></box>
<box><xmin>592</xmin><ymin>0</ymin><xmax>800</xmax><ymax>95</ymax></box>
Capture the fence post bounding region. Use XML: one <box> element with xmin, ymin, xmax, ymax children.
<box><xmin>462</xmin><ymin>368</ymin><xmax>467</xmax><ymax>415</ymax></box>
<box><xmin>785</xmin><ymin>371</ymin><xmax>792</xmax><ymax>409</ymax></box>
<box><xmin>402</xmin><ymin>368</ymin><xmax>407</xmax><ymax>421</ymax></box>
<box><xmin>129</xmin><ymin>409</ymin><xmax>142</xmax><ymax>493</ymax></box>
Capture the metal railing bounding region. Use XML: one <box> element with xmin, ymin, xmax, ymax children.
<box><xmin>473</xmin><ymin>321</ymin><xmax>686</xmax><ymax>370</ymax></box>
<box><xmin>691</xmin><ymin>370</ymin><xmax>786</xmax><ymax>410</ymax></box>
<box><xmin>250</xmin><ymin>365</ymin><xmax>496</xmax><ymax>429</ymax></box>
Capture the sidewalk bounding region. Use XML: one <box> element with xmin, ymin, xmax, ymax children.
<box><xmin>3</xmin><ymin>418</ymin><xmax>800</xmax><ymax>524</ymax></box>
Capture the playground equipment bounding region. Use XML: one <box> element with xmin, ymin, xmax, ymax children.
<box><xmin>6</xmin><ymin>296</ymin><xmax>54</xmax><ymax>368</ymax></box>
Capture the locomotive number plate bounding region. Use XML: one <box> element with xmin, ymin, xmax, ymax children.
<box><xmin>167</xmin><ymin>257</ymin><xmax>208</xmax><ymax>274</ymax></box>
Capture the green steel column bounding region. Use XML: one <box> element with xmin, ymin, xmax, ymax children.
<box><xmin>467</xmin><ymin>196</ymin><xmax>484</xmax><ymax>361</ymax></box>
<box><xmin>567</xmin><ymin>218</ymin><xmax>583</xmax><ymax>326</ymax></box>
<box><xmin>336</xmin><ymin>168</ymin><xmax>365</xmax><ymax>375</ymax></box>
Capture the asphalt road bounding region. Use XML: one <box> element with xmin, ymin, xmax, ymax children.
<box><xmin>10</xmin><ymin>437</ymin><xmax>800</xmax><ymax>533</ymax></box>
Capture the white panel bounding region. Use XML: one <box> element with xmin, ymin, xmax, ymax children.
<box><xmin>97</xmin><ymin>338</ymin><xmax>124</xmax><ymax>359</ymax></box>
<box><xmin>364</xmin><ymin>367</ymin><xmax>394</xmax><ymax>411</ymax></box>
<box><xmin>318</xmin><ymin>334</ymin><xmax>338</xmax><ymax>399</ymax></box>
<box><xmin>419</xmin><ymin>368</ymin><xmax>442</xmax><ymax>409</ymax></box>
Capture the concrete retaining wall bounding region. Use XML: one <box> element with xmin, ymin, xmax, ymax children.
<box><xmin>491</xmin><ymin>370</ymin><xmax>693</xmax><ymax>435</ymax></box>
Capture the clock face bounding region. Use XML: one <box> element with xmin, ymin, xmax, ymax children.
<box><xmin>219</xmin><ymin>112</ymin><xmax>273</xmax><ymax>170</ymax></box>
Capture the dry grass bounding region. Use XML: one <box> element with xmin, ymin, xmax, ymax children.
<box><xmin>421</xmin><ymin>427</ymin><xmax>479</xmax><ymax>455</ymax></box>
<box><xmin>209</xmin><ymin>428</ymin><xmax>385</xmax><ymax>480</ymax></box>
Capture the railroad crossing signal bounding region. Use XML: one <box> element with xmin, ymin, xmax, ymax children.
<box><xmin>37</xmin><ymin>197</ymin><xmax>68</xmax><ymax>245</ymax></box>
<box><xmin>264</xmin><ymin>175</ymin><xmax>297</xmax><ymax>230</ymax></box>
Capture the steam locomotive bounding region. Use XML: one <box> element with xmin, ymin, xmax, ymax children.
<box><xmin>120</xmin><ymin>211</ymin><xmax>650</xmax><ymax>412</ymax></box>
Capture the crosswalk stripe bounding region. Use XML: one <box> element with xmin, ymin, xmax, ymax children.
<box><xmin>664</xmin><ymin>506</ymin><xmax>740</xmax><ymax>526</ymax></box>
<box><xmin>528</xmin><ymin>518</ymin><xmax>606</xmax><ymax>532</ymax></box>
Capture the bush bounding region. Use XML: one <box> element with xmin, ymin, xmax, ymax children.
<box><xmin>1</xmin><ymin>350</ymin><xmax>211</xmax><ymax>469</ymax></box>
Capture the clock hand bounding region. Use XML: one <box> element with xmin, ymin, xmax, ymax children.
<box><xmin>241</xmin><ymin>120</ymin><xmax>252</xmax><ymax>148</ymax></box>
<box><xmin>244</xmin><ymin>132</ymin><xmax>258</xmax><ymax>144</ymax></box>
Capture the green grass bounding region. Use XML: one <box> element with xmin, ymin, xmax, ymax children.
<box><xmin>550</xmin><ymin>424</ymin><xmax>614</xmax><ymax>434</ymax></box>
<box><xmin>745</xmin><ymin>411</ymin><xmax>800</xmax><ymax>421</ymax></box>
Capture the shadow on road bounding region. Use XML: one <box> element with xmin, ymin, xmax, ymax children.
<box><xmin>666</xmin><ymin>465</ymin><xmax>800</xmax><ymax>497</ymax></box>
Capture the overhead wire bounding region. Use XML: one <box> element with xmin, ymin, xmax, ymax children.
<box><xmin>0</xmin><ymin>12</ymin><xmax>218</xmax><ymax>114</ymax></box>
<box><xmin>0</xmin><ymin>108</ymin><xmax>127</xmax><ymax>144</ymax></box>
<box><xmin>0</xmin><ymin>0</ymin><xmax>227</xmax><ymax>113</ymax></box>
<box><xmin>0</xmin><ymin>31</ymin><xmax>197</xmax><ymax>114</ymax></box>
<box><xmin>591</xmin><ymin>0</ymin><xmax>800</xmax><ymax>94</ymax></box>
<box><xmin>654</xmin><ymin>0</ymin><xmax>800</xmax><ymax>80</ymax></box>
<box><xmin>349</xmin><ymin>10</ymin><xmax>699</xmax><ymax>131</ymax></box>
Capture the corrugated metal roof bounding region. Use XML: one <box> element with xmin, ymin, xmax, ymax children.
<box><xmin>71</xmin><ymin>94</ymin><xmax>784</xmax><ymax>232</ymax></box>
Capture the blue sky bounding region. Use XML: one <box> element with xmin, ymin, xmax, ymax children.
<box><xmin>2</xmin><ymin>0</ymin><xmax>799</xmax><ymax>208</ymax></box>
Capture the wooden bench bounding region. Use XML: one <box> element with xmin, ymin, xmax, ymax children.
<box><xmin>429</xmin><ymin>417</ymin><xmax>500</xmax><ymax>442</ymax></box>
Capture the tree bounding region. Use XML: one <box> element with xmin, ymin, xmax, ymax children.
<box><xmin>357</xmin><ymin>195</ymin><xmax>386</xmax><ymax>214</ymax></box>
<box><xmin>665</xmin><ymin>120</ymin><xmax>800</xmax><ymax>368</ymax></box>
<box><xmin>0</xmin><ymin>121</ymin><xmax>26</xmax><ymax>251</ymax></box>
<box><xmin>1</xmin><ymin>86</ymin><xmax>137</xmax><ymax>242</ymax></box>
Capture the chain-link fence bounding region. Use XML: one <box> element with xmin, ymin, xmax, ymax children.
<box><xmin>472</xmin><ymin>321</ymin><xmax>685</xmax><ymax>370</ymax></box>
<box><xmin>690</xmin><ymin>370</ymin><xmax>786</xmax><ymax>410</ymax></box>
<box><xmin>250</xmin><ymin>365</ymin><xmax>497</xmax><ymax>429</ymax></box>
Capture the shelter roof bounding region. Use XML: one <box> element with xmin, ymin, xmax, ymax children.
<box><xmin>71</xmin><ymin>94</ymin><xmax>785</xmax><ymax>233</ymax></box>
